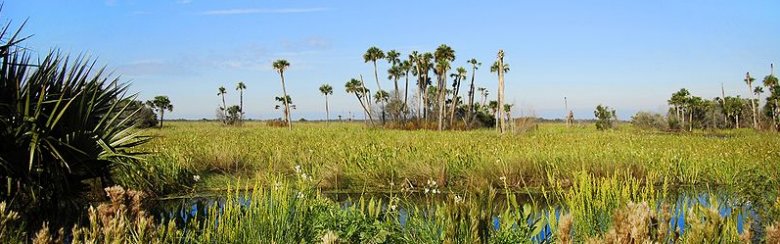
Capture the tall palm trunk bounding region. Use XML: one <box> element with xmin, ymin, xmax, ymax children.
<box><xmin>280</xmin><ymin>72</ymin><xmax>292</xmax><ymax>130</ymax></box>
<box><xmin>496</xmin><ymin>50</ymin><xmax>506</xmax><ymax>134</ymax></box>
<box><xmin>393</xmin><ymin>76</ymin><xmax>400</xmax><ymax>120</ymax></box>
<box><xmin>437</xmin><ymin>72</ymin><xmax>447</xmax><ymax>131</ymax></box>
<box><xmin>221</xmin><ymin>94</ymin><xmax>227</xmax><ymax>124</ymax></box>
<box><xmin>689</xmin><ymin>110</ymin><xmax>693</xmax><ymax>131</ymax></box>
<box><xmin>372</xmin><ymin>61</ymin><xmax>385</xmax><ymax>124</ymax></box>
<box><xmin>325</xmin><ymin>94</ymin><xmax>330</xmax><ymax>124</ymax></box>
<box><xmin>466</xmin><ymin>67</ymin><xmax>477</xmax><ymax>128</ymax></box>
<box><xmin>393</xmin><ymin>76</ymin><xmax>400</xmax><ymax>102</ymax></box>
<box><xmin>449</xmin><ymin>76</ymin><xmax>461</xmax><ymax>128</ymax></box>
<box><xmin>747</xmin><ymin>72</ymin><xmax>758</xmax><ymax>129</ymax></box>
<box><xmin>404</xmin><ymin>70</ymin><xmax>410</xmax><ymax>120</ymax></box>
<box><xmin>355</xmin><ymin>93</ymin><xmax>374</xmax><ymax>125</ymax></box>
<box><xmin>159</xmin><ymin>109</ymin><xmax>165</xmax><ymax>129</ymax></box>
<box><xmin>415</xmin><ymin>69</ymin><xmax>423</xmax><ymax>120</ymax></box>
<box><xmin>360</xmin><ymin>75</ymin><xmax>374</xmax><ymax>125</ymax></box>
<box><xmin>239</xmin><ymin>90</ymin><xmax>243</xmax><ymax>121</ymax></box>
<box><xmin>721</xmin><ymin>83</ymin><xmax>727</xmax><ymax>127</ymax></box>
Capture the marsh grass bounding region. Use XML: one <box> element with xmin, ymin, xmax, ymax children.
<box><xmin>134</xmin><ymin>121</ymin><xmax>780</xmax><ymax>196</ymax></box>
<box><xmin>5</xmin><ymin>170</ymin><xmax>779</xmax><ymax>243</ymax></box>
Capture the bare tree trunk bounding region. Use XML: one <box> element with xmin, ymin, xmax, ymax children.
<box><xmin>360</xmin><ymin>75</ymin><xmax>374</xmax><ymax>125</ymax></box>
<box><xmin>404</xmin><ymin>70</ymin><xmax>410</xmax><ymax>121</ymax></box>
<box><xmin>721</xmin><ymin>83</ymin><xmax>727</xmax><ymax>127</ymax></box>
<box><xmin>415</xmin><ymin>67</ymin><xmax>423</xmax><ymax>120</ymax></box>
<box><xmin>160</xmin><ymin>109</ymin><xmax>165</xmax><ymax>129</ymax></box>
<box><xmin>355</xmin><ymin>93</ymin><xmax>374</xmax><ymax>125</ymax></box>
<box><xmin>280</xmin><ymin>73</ymin><xmax>292</xmax><ymax>130</ymax></box>
<box><xmin>564</xmin><ymin>97</ymin><xmax>570</xmax><ymax>127</ymax></box>
<box><xmin>325</xmin><ymin>95</ymin><xmax>330</xmax><ymax>125</ymax></box>
<box><xmin>239</xmin><ymin>90</ymin><xmax>243</xmax><ymax>122</ymax></box>
<box><xmin>747</xmin><ymin>73</ymin><xmax>758</xmax><ymax>129</ymax></box>
<box><xmin>497</xmin><ymin>50</ymin><xmax>506</xmax><ymax>134</ymax></box>
<box><xmin>437</xmin><ymin>72</ymin><xmax>447</xmax><ymax>131</ymax></box>
<box><xmin>373</xmin><ymin>61</ymin><xmax>385</xmax><ymax>124</ymax></box>
<box><xmin>689</xmin><ymin>110</ymin><xmax>693</xmax><ymax>131</ymax></box>
<box><xmin>466</xmin><ymin>67</ymin><xmax>476</xmax><ymax>129</ymax></box>
<box><xmin>449</xmin><ymin>76</ymin><xmax>461</xmax><ymax>128</ymax></box>
<box><xmin>221</xmin><ymin>94</ymin><xmax>227</xmax><ymax>124</ymax></box>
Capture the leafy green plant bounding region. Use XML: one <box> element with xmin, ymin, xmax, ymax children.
<box><xmin>594</xmin><ymin>104</ymin><xmax>617</xmax><ymax>130</ymax></box>
<box><xmin>0</xmin><ymin>22</ymin><xmax>149</xmax><ymax>226</ymax></box>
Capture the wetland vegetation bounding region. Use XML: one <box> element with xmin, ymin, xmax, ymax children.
<box><xmin>2</xmin><ymin>5</ymin><xmax>780</xmax><ymax>244</ymax></box>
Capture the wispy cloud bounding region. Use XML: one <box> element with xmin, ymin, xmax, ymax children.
<box><xmin>176</xmin><ymin>0</ymin><xmax>193</xmax><ymax>4</ymax></box>
<box><xmin>199</xmin><ymin>7</ymin><xmax>330</xmax><ymax>16</ymax></box>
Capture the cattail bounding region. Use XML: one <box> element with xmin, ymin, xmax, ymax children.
<box><xmin>32</xmin><ymin>222</ymin><xmax>52</xmax><ymax>244</ymax></box>
<box><xmin>739</xmin><ymin>218</ymin><xmax>752</xmax><ymax>244</ymax></box>
<box><xmin>767</xmin><ymin>222</ymin><xmax>780</xmax><ymax>244</ymax></box>
<box><xmin>557</xmin><ymin>213</ymin><xmax>573</xmax><ymax>244</ymax></box>
<box><xmin>321</xmin><ymin>230</ymin><xmax>340</xmax><ymax>244</ymax></box>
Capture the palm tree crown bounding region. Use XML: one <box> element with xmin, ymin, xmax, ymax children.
<box><xmin>490</xmin><ymin>61</ymin><xmax>510</xmax><ymax>73</ymax></box>
<box><xmin>273</xmin><ymin>59</ymin><xmax>290</xmax><ymax>73</ymax></box>
<box><xmin>386</xmin><ymin>50</ymin><xmax>401</xmax><ymax>65</ymax></box>
<box><xmin>363</xmin><ymin>47</ymin><xmax>385</xmax><ymax>63</ymax></box>
<box><xmin>319</xmin><ymin>84</ymin><xmax>333</xmax><ymax>95</ymax></box>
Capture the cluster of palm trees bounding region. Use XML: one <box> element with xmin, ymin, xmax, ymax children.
<box><xmin>216</xmin><ymin>82</ymin><xmax>247</xmax><ymax>125</ymax></box>
<box><xmin>207</xmin><ymin>45</ymin><xmax>514</xmax><ymax>133</ymax></box>
<box><xmin>335</xmin><ymin>45</ymin><xmax>513</xmax><ymax>132</ymax></box>
<box><xmin>666</xmin><ymin>64</ymin><xmax>780</xmax><ymax>131</ymax></box>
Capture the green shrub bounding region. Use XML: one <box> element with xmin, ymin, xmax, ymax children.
<box><xmin>594</xmin><ymin>104</ymin><xmax>617</xmax><ymax>130</ymax></box>
<box><xmin>631</xmin><ymin>111</ymin><xmax>667</xmax><ymax>130</ymax></box>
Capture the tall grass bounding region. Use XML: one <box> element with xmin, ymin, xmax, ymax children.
<box><xmin>134</xmin><ymin>121</ymin><xmax>780</xmax><ymax>196</ymax></box>
<box><xmin>9</xmin><ymin>171</ymin><xmax>776</xmax><ymax>243</ymax></box>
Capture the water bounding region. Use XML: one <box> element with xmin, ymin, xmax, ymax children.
<box><xmin>150</xmin><ymin>189</ymin><xmax>764</xmax><ymax>242</ymax></box>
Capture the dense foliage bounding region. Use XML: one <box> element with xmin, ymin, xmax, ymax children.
<box><xmin>0</xmin><ymin>20</ymin><xmax>148</xmax><ymax>227</ymax></box>
<box><xmin>594</xmin><ymin>104</ymin><xmax>616</xmax><ymax>130</ymax></box>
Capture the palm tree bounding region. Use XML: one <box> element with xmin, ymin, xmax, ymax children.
<box><xmin>146</xmin><ymin>96</ymin><xmax>173</xmax><ymax>128</ymax></box>
<box><xmin>374</xmin><ymin>90</ymin><xmax>390</xmax><ymax>106</ymax></box>
<box><xmin>386</xmin><ymin>50</ymin><xmax>401</xmax><ymax>66</ymax></box>
<box><xmin>449</xmin><ymin>66</ymin><xmax>467</xmax><ymax>127</ymax></box>
<box><xmin>491</xmin><ymin>50</ymin><xmax>509</xmax><ymax>133</ymax></box>
<box><xmin>478</xmin><ymin>87</ymin><xmax>489</xmax><ymax>108</ymax></box>
<box><xmin>236</xmin><ymin>82</ymin><xmax>246</xmax><ymax>121</ymax></box>
<box><xmin>400</xmin><ymin>60</ymin><xmax>412</xmax><ymax>112</ymax></box>
<box><xmin>364</xmin><ymin>47</ymin><xmax>386</xmax><ymax>123</ymax></box>
<box><xmin>504</xmin><ymin>104</ymin><xmax>514</xmax><ymax>132</ymax></box>
<box><xmin>345</xmin><ymin>78</ymin><xmax>374</xmax><ymax>125</ymax></box>
<box><xmin>764</xmin><ymin>64</ymin><xmax>779</xmax><ymax>128</ymax></box>
<box><xmin>273</xmin><ymin>59</ymin><xmax>292</xmax><ymax>129</ymax></box>
<box><xmin>217</xmin><ymin>86</ymin><xmax>227</xmax><ymax>124</ymax></box>
<box><xmin>434</xmin><ymin>44</ymin><xmax>456</xmax><ymax>130</ymax></box>
<box><xmin>744</xmin><ymin>72</ymin><xmax>758</xmax><ymax>129</ymax></box>
<box><xmin>319</xmin><ymin>84</ymin><xmax>333</xmax><ymax>124</ymax></box>
<box><xmin>387</xmin><ymin>65</ymin><xmax>405</xmax><ymax>102</ymax></box>
<box><xmin>755</xmin><ymin>86</ymin><xmax>764</xmax><ymax>103</ymax></box>
<box><xmin>466</xmin><ymin>58</ymin><xmax>481</xmax><ymax>128</ymax></box>
<box><xmin>410</xmin><ymin>51</ymin><xmax>432</xmax><ymax>120</ymax></box>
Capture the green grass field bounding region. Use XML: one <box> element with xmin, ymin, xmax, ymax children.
<box><xmin>134</xmin><ymin>121</ymin><xmax>780</xmax><ymax>196</ymax></box>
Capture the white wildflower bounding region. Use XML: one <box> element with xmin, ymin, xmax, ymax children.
<box><xmin>294</xmin><ymin>165</ymin><xmax>302</xmax><ymax>174</ymax></box>
<box><xmin>193</xmin><ymin>175</ymin><xmax>201</xmax><ymax>182</ymax></box>
<box><xmin>454</xmin><ymin>195</ymin><xmax>463</xmax><ymax>204</ymax></box>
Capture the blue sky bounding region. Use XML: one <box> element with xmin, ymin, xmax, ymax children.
<box><xmin>5</xmin><ymin>0</ymin><xmax>779</xmax><ymax>120</ymax></box>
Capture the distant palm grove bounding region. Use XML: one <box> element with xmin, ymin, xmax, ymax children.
<box><xmin>147</xmin><ymin>44</ymin><xmax>780</xmax><ymax>134</ymax></box>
